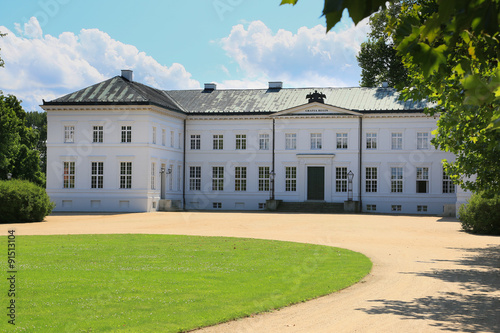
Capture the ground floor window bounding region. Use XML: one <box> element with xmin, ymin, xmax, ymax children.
<box><xmin>442</xmin><ymin>169</ymin><xmax>455</xmax><ymax>193</ymax></box>
<box><xmin>63</xmin><ymin>161</ymin><xmax>75</xmax><ymax>188</ymax></box>
<box><xmin>391</xmin><ymin>205</ymin><xmax>402</xmax><ymax>212</ymax></box>
<box><xmin>417</xmin><ymin>205</ymin><xmax>428</xmax><ymax>212</ymax></box>
<box><xmin>365</xmin><ymin>167</ymin><xmax>377</xmax><ymax>192</ymax></box>
<box><xmin>120</xmin><ymin>162</ymin><xmax>132</xmax><ymax>189</ymax></box>
<box><xmin>212</xmin><ymin>166</ymin><xmax>224</xmax><ymax>191</ymax></box>
<box><xmin>189</xmin><ymin>166</ymin><xmax>201</xmax><ymax>191</ymax></box>
<box><xmin>391</xmin><ymin>167</ymin><xmax>403</xmax><ymax>193</ymax></box>
<box><xmin>213</xmin><ymin>202</ymin><xmax>222</xmax><ymax>209</ymax></box>
<box><xmin>416</xmin><ymin>167</ymin><xmax>429</xmax><ymax>193</ymax></box>
<box><xmin>235</xmin><ymin>166</ymin><xmax>247</xmax><ymax>191</ymax></box>
<box><xmin>91</xmin><ymin>162</ymin><xmax>103</xmax><ymax>189</ymax></box>
<box><xmin>366</xmin><ymin>204</ymin><xmax>376</xmax><ymax>211</ymax></box>
<box><xmin>336</xmin><ymin>167</ymin><xmax>347</xmax><ymax>192</ymax></box>
<box><xmin>285</xmin><ymin>167</ymin><xmax>296</xmax><ymax>191</ymax></box>
<box><xmin>259</xmin><ymin>167</ymin><xmax>270</xmax><ymax>191</ymax></box>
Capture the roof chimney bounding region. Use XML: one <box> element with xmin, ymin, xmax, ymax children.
<box><xmin>204</xmin><ymin>83</ymin><xmax>216</xmax><ymax>91</ymax></box>
<box><xmin>121</xmin><ymin>69</ymin><xmax>133</xmax><ymax>82</ymax></box>
<box><xmin>269</xmin><ymin>81</ymin><xmax>283</xmax><ymax>89</ymax></box>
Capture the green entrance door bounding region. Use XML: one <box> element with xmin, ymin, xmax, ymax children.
<box><xmin>307</xmin><ymin>166</ymin><xmax>325</xmax><ymax>200</ymax></box>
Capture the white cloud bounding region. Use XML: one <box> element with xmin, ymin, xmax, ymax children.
<box><xmin>0</xmin><ymin>17</ymin><xmax>200</xmax><ymax>111</ymax></box>
<box><xmin>219</xmin><ymin>18</ymin><xmax>370</xmax><ymax>88</ymax></box>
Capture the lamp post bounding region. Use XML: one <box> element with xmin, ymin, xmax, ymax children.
<box><xmin>270</xmin><ymin>170</ymin><xmax>276</xmax><ymax>200</ymax></box>
<box><xmin>347</xmin><ymin>170</ymin><xmax>354</xmax><ymax>201</ymax></box>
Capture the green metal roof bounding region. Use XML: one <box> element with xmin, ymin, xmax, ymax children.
<box><xmin>166</xmin><ymin>87</ymin><xmax>430</xmax><ymax>114</ymax></box>
<box><xmin>44</xmin><ymin>75</ymin><xmax>431</xmax><ymax>115</ymax></box>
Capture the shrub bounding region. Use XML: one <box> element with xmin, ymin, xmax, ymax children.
<box><xmin>0</xmin><ymin>179</ymin><xmax>55</xmax><ymax>223</ymax></box>
<box><xmin>459</xmin><ymin>192</ymin><xmax>500</xmax><ymax>235</ymax></box>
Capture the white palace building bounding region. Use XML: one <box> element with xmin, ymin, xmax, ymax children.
<box><xmin>42</xmin><ymin>70</ymin><xmax>468</xmax><ymax>215</ymax></box>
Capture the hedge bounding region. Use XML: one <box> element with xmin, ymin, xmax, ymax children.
<box><xmin>0</xmin><ymin>179</ymin><xmax>55</xmax><ymax>223</ymax></box>
<box><xmin>459</xmin><ymin>192</ymin><xmax>500</xmax><ymax>235</ymax></box>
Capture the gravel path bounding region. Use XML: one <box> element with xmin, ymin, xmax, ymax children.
<box><xmin>4</xmin><ymin>212</ymin><xmax>500</xmax><ymax>332</ymax></box>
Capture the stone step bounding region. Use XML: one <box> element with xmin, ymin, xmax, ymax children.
<box><xmin>277</xmin><ymin>201</ymin><xmax>345</xmax><ymax>213</ymax></box>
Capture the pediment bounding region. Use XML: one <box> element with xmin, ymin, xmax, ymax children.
<box><xmin>271</xmin><ymin>102</ymin><xmax>362</xmax><ymax>117</ymax></box>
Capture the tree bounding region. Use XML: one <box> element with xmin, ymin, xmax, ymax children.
<box><xmin>25</xmin><ymin>111</ymin><xmax>47</xmax><ymax>175</ymax></box>
<box><xmin>281</xmin><ymin>0</ymin><xmax>500</xmax><ymax>194</ymax></box>
<box><xmin>0</xmin><ymin>30</ymin><xmax>5</xmax><ymax>68</ymax></box>
<box><xmin>0</xmin><ymin>94</ymin><xmax>45</xmax><ymax>186</ymax></box>
<box><xmin>356</xmin><ymin>3</ymin><xmax>409</xmax><ymax>88</ymax></box>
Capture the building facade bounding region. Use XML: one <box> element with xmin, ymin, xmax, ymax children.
<box><xmin>42</xmin><ymin>70</ymin><xmax>461</xmax><ymax>215</ymax></box>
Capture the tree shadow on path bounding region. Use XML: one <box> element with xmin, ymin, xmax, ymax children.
<box><xmin>357</xmin><ymin>245</ymin><xmax>500</xmax><ymax>332</ymax></box>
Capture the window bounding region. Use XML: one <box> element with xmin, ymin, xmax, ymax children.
<box><xmin>416</xmin><ymin>167</ymin><xmax>429</xmax><ymax>193</ymax></box>
<box><xmin>212</xmin><ymin>166</ymin><xmax>224</xmax><ymax>191</ymax></box>
<box><xmin>93</xmin><ymin>126</ymin><xmax>103</xmax><ymax>143</ymax></box>
<box><xmin>336</xmin><ymin>167</ymin><xmax>347</xmax><ymax>192</ymax></box>
<box><xmin>213</xmin><ymin>202</ymin><xmax>222</xmax><ymax>209</ymax></box>
<box><xmin>120</xmin><ymin>162</ymin><xmax>132</xmax><ymax>189</ymax></box>
<box><xmin>285</xmin><ymin>167</ymin><xmax>297</xmax><ymax>192</ymax></box>
<box><xmin>190</xmin><ymin>134</ymin><xmax>201</xmax><ymax>150</ymax></box>
<box><xmin>285</xmin><ymin>133</ymin><xmax>297</xmax><ymax>150</ymax></box>
<box><xmin>235</xmin><ymin>166</ymin><xmax>247</xmax><ymax>191</ymax></box>
<box><xmin>258</xmin><ymin>167</ymin><xmax>270</xmax><ymax>191</ymax></box>
<box><xmin>151</xmin><ymin>163</ymin><xmax>156</xmax><ymax>190</ymax></box>
<box><xmin>258</xmin><ymin>203</ymin><xmax>266</xmax><ymax>209</ymax></box>
<box><xmin>177</xmin><ymin>165</ymin><xmax>182</xmax><ymax>191</ymax></box>
<box><xmin>391</xmin><ymin>205</ymin><xmax>402</xmax><ymax>212</ymax></box>
<box><xmin>391</xmin><ymin>167</ymin><xmax>403</xmax><ymax>192</ymax></box>
<box><xmin>236</xmin><ymin>134</ymin><xmax>246</xmax><ymax>150</ymax></box>
<box><xmin>336</xmin><ymin>133</ymin><xmax>348</xmax><ymax>149</ymax></box>
<box><xmin>169</xmin><ymin>164</ymin><xmax>174</xmax><ymax>191</ymax></box>
<box><xmin>442</xmin><ymin>169</ymin><xmax>456</xmax><ymax>193</ymax></box>
<box><xmin>366</xmin><ymin>133</ymin><xmax>377</xmax><ymax>149</ymax></box>
<box><xmin>171</xmin><ymin>131</ymin><xmax>175</xmax><ymax>147</ymax></box>
<box><xmin>152</xmin><ymin>127</ymin><xmax>157</xmax><ymax>144</ymax></box>
<box><xmin>311</xmin><ymin>133</ymin><xmax>322</xmax><ymax>150</ymax></box>
<box><xmin>366</xmin><ymin>204</ymin><xmax>376</xmax><ymax>211</ymax></box>
<box><xmin>162</xmin><ymin>129</ymin><xmax>166</xmax><ymax>146</ymax></box>
<box><xmin>178</xmin><ymin>133</ymin><xmax>182</xmax><ymax>149</ymax></box>
<box><xmin>259</xmin><ymin>134</ymin><xmax>270</xmax><ymax>150</ymax></box>
<box><xmin>121</xmin><ymin>126</ymin><xmax>132</xmax><ymax>143</ymax></box>
<box><xmin>63</xmin><ymin>161</ymin><xmax>75</xmax><ymax>188</ymax></box>
<box><xmin>365</xmin><ymin>167</ymin><xmax>378</xmax><ymax>192</ymax></box>
<box><xmin>417</xmin><ymin>132</ymin><xmax>429</xmax><ymax>149</ymax></box>
<box><xmin>213</xmin><ymin>134</ymin><xmax>224</xmax><ymax>150</ymax></box>
<box><xmin>391</xmin><ymin>132</ymin><xmax>402</xmax><ymax>150</ymax></box>
<box><xmin>91</xmin><ymin>162</ymin><xmax>103</xmax><ymax>189</ymax></box>
<box><xmin>417</xmin><ymin>205</ymin><xmax>428</xmax><ymax>212</ymax></box>
<box><xmin>64</xmin><ymin>126</ymin><xmax>75</xmax><ymax>143</ymax></box>
<box><xmin>189</xmin><ymin>166</ymin><xmax>201</xmax><ymax>191</ymax></box>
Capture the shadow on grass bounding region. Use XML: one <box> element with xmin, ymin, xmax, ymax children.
<box><xmin>357</xmin><ymin>245</ymin><xmax>500</xmax><ymax>332</ymax></box>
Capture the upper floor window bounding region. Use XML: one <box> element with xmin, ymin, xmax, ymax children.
<box><xmin>417</xmin><ymin>132</ymin><xmax>429</xmax><ymax>149</ymax></box>
<box><xmin>64</xmin><ymin>126</ymin><xmax>75</xmax><ymax>143</ymax></box>
<box><xmin>121</xmin><ymin>126</ymin><xmax>132</xmax><ymax>143</ymax></box>
<box><xmin>152</xmin><ymin>127</ymin><xmax>157</xmax><ymax>144</ymax></box>
<box><xmin>213</xmin><ymin>134</ymin><xmax>224</xmax><ymax>150</ymax></box>
<box><xmin>336</xmin><ymin>133</ymin><xmax>348</xmax><ymax>149</ymax></box>
<box><xmin>162</xmin><ymin>129</ymin><xmax>166</xmax><ymax>146</ymax></box>
<box><xmin>285</xmin><ymin>133</ymin><xmax>296</xmax><ymax>150</ymax></box>
<box><xmin>236</xmin><ymin>134</ymin><xmax>247</xmax><ymax>150</ymax></box>
<box><xmin>391</xmin><ymin>132</ymin><xmax>402</xmax><ymax>150</ymax></box>
<box><xmin>259</xmin><ymin>134</ymin><xmax>270</xmax><ymax>150</ymax></box>
<box><xmin>310</xmin><ymin>133</ymin><xmax>322</xmax><ymax>150</ymax></box>
<box><xmin>171</xmin><ymin>131</ymin><xmax>175</xmax><ymax>147</ymax></box>
<box><xmin>93</xmin><ymin>126</ymin><xmax>103</xmax><ymax>143</ymax></box>
<box><xmin>366</xmin><ymin>133</ymin><xmax>377</xmax><ymax>149</ymax></box>
<box><xmin>190</xmin><ymin>134</ymin><xmax>201</xmax><ymax>150</ymax></box>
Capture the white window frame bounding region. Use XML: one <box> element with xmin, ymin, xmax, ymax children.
<box><xmin>151</xmin><ymin>162</ymin><xmax>156</xmax><ymax>190</ymax></box>
<box><xmin>92</xmin><ymin>126</ymin><xmax>103</xmax><ymax>143</ymax></box>
<box><xmin>162</xmin><ymin>129</ymin><xmax>166</xmax><ymax>146</ymax></box>
<box><xmin>365</xmin><ymin>167</ymin><xmax>377</xmax><ymax>192</ymax></box>
<box><xmin>391</xmin><ymin>167</ymin><xmax>403</xmax><ymax>193</ymax></box>
<box><xmin>121</xmin><ymin>126</ymin><xmax>132</xmax><ymax>143</ymax></box>
<box><xmin>63</xmin><ymin>161</ymin><xmax>75</xmax><ymax>188</ymax></box>
<box><xmin>336</xmin><ymin>167</ymin><xmax>347</xmax><ymax>192</ymax></box>
<box><xmin>366</xmin><ymin>133</ymin><xmax>377</xmax><ymax>149</ymax></box>
<box><xmin>442</xmin><ymin>169</ymin><xmax>456</xmax><ymax>194</ymax></box>
<box><xmin>285</xmin><ymin>166</ymin><xmax>297</xmax><ymax>192</ymax></box>
<box><xmin>235</xmin><ymin>166</ymin><xmax>247</xmax><ymax>191</ymax></box>
<box><xmin>152</xmin><ymin>127</ymin><xmax>157</xmax><ymax>144</ymax></box>
<box><xmin>285</xmin><ymin>133</ymin><xmax>297</xmax><ymax>150</ymax></box>
<box><xmin>91</xmin><ymin>162</ymin><xmax>103</xmax><ymax>189</ymax></box>
<box><xmin>417</xmin><ymin>132</ymin><xmax>429</xmax><ymax>149</ymax></box>
<box><xmin>391</xmin><ymin>132</ymin><xmax>402</xmax><ymax>150</ymax></box>
<box><xmin>212</xmin><ymin>166</ymin><xmax>224</xmax><ymax>191</ymax></box>
<box><xmin>416</xmin><ymin>167</ymin><xmax>429</xmax><ymax>193</ymax></box>
<box><xmin>259</xmin><ymin>134</ymin><xmax>270</xmax><ymax>150</ymax></box>
<box><xmin>213</xmin><ymin>134</ymin><xmax>224</xmax><ymax>150</ymax></box>
<box><xmin>120</xmin><ymin>162</ymin><xmax>132</xmax><ymax>189</ymax></box>
<box><xmin>310</xmin><ymin>133</ymin><xmax>322</xmax><ymax>150</ymax></box>
<box><xmin>236</xmin><ymin>134</ymin><xmax>247</xmax><ymax>150</ymax></box>
<box><xmin>64</xmin><ymin>126</ymin><xmax>75</xmax><ymax>143</ymax></box>
<box><xmin>189</xmin><ymin>166</ymin><xmax>201</xmax><ymax>191</ymax></box>
<box><xmin>258</xmin><ymin>166</ymin><xmax>270</xmax><ymax>191</ymax></box>
<box><xmin>336</xmin><ymin>133</ymin><xmax>348</xmax><ymax>149</ymax></box>
<box><xmin>190</xmin><ymin>134</ymin><xmax>201</xmax><ymax>150</ymax></box>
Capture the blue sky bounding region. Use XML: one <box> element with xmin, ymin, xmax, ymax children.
<box><xmin>0</xmin><ymin>0</ymin><xmax>370</xmax><ymax>111</ymax></box>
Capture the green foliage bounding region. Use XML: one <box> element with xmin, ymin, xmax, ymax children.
<box><xmin>0</xmin><ymin>234</ymin><xmax>371</xmax><ymax>332</ymax></box>
<box><xmin>25</xmin><ymin>111</ymin><xmax>47</xmax><ymax>174</ymax></box>
<box><xmin>0</xmin><ymin>94</ymin><xmax>46</xmax><ymax>186</ymax></box>
<box><xmin>285</xmin><ymin>0</ymin><xmax>500</xmax><ymax>194</ymax></box>
<box><xmin>459</xmin><ymin>192</ymin><xmax>500</xmax><ymax>235</ymax></box>
<box><xmin>357</xmin><ymin>3</ymin><xmax>409</xmax><ymax>87</ymax></box>
<box><xmin>0</xmin><ymin>179</ymin><xmax>54</xmax><ymax>223</ymax></box>
<box><xmin>0</xmin><ymin>30</ymin><xmax>5</xmax><ymax>67</ymax></box>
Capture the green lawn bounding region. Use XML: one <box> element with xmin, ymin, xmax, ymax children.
<box><xmin>2</xmin><ymin>234</ymin><xmax>371</xmax><ymax>332</ymax></box>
